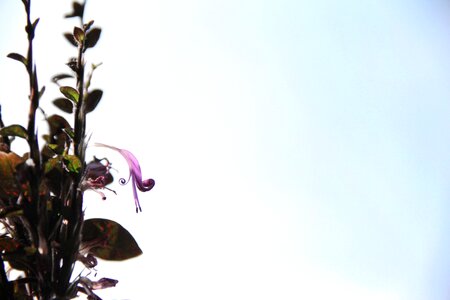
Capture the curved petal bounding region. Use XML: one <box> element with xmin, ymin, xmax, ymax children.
<box><xmin>95</xmin><ymin>143</ymin><xmax>155</xmax><ymax>212</ymax></box>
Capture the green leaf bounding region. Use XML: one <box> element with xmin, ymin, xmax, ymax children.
<box><xmin>0</xmin><ymin>124</ymin><xmax>28</xmax><ymax>139</ymax></box>
<box><xmin>73</xmin><ymin>26</ymin><xmax>85</xmax><ymax>44</ymax></box>
<box><xmin>63</xmin><ymin>154</ymin><xmax>81</xmax><ymax>173</ymax></box>
<box><xmin>85</xmin><ymin>28</ymin><xmax>101</xmax><ymax>49</ymax></box>
<box><xmin>82</xmin><ymin>218</ymin><xmax>143</xmax><ymax>261</ymax></box>
<box><xmin>44</xmin><ymin>156</ymin><xmax>61</xmax><ymax>174</ymax></box>
<box><xmin>7</xmin><ymin>53</ymin><xmax>27</xmax><ymax>67</ymax></box>
<box><xmin>60</xmin><ymin>86</ymin><xmax>79</xmax><ymax>103</ymax></box>
<box><xmin>53</xmin><ymin>97</ymin><xmax>74</xmax><ymax>113</ymax></box>
<box><xmin>85</xmin><ymin>89</ymin><xmax>103</xmax><ymax>113</ymax></box>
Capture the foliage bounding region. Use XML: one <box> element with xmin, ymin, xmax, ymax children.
<box><xmin>0</xmin><ymin>1</ymin><xmax>155</xmax><ymax>299</ymax></box>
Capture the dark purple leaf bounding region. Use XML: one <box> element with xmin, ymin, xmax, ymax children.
<box><xmin>7</xmin><ymin>53</ymin><xmax>27</xmax><ymax>67</ymax></box>
<box><xmin>53</xmin><ymin>97</ymin><xmax>74</xmax><ymax>113</ymax></box>
<box><xmin>64</xmin><ymin>32</ymin><xmax>78</xmax><ymax>47</ymax></box>
<box><xmin>38</xmin><ymin>86</ymin><xmax>45</xmax><ymax>100</ymax></box>
<box><xmin>84</xmin><ymin>20</ymin><xmax>95</xmax><ymax>31</ymax></box>
<box><xmin>32</xmin><ymin>18</ymin><xmax>40</xmax><ymax>31</ymax></box>
<box><xmin>85</xmin><ymin>89</ymin><xmax>103</xmax><ymax>113</ymax></box>
<box><xmin>52</xmin><ymin>73</ymin><xmax>73</xmax><ymax>84</ymax></box>
<box><xmin>65</xmin><ymin>1</ymin><xmax>85</xmax><ymax>19</ymax></box>
<box><xmin>85</xmin><ymin>28</ymin><xmax>101</xmax><ymax>49</ymax></box>
<box><xmin>82</xmin><ymin>218</ymin><xmax>143</xmax><ymax>261</ymax></box>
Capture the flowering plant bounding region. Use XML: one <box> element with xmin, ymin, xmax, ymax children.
<box><xmin>0</xmin><ymin>1</ymin><xmax>154</xmax><ymax>299</ymax></box>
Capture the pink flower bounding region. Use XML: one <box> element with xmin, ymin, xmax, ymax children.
<box><xmin>95</xmin><ymin>143</ymin><xmax>155</xmax><ymax>212</ymax></box>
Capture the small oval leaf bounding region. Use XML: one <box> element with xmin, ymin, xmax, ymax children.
<box><xmin>0</xmin><ymin>125</ymin><xmax>28</xmax><ymax>139</ymax></box>
<box><xmin>85</xmin><ymin>28</ymin><xmax>101</xmax><ymax>49</ymax></box>
<box><xmin>82</xmin><ymin>218</ymin><xmax>143</xmax><ymax>261</ymax></box>
<box><xmin>7</xmin><ymin>53</ymin><xmax>27</xmax><ymax>67</ymax></box>
<box><xmin>64</xmin><ymin>32</ymin><xmax>78</xmax><ymax>47</ymax></box>
<box><xmin>53</xmin><ymin>98</ymin><xmax>74</xmax><ymax>113</ymax></box>
<box><xmin>85</xmin><ymin>89</ymin><xmax>103</xmax><ymax>113</ymax></box>
<box><xmin>52</xmin><ymin>73</ymin><xmax>73</xmax><ymax>83</ymax></box>
<box><xmin>84</xmin><ymin>20</ymin><xmax>95</xmax><ymax>32</ymax></box>
<box><xmin>60</xmin><ymin>86</ymin><xmax>79</xmax><ymax>103</ymax></box>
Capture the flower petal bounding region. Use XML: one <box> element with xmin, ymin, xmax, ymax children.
<box><xmin>95</xmin><ymin>143</ymin><xmax>155</xmax><ymax>212</ymax></box>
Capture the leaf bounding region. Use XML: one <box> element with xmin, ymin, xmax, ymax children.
<box><xmin>82</xmin><ymin>218</ymin><xmax>143</xmax><ymax>261</ymax></box>
<box><xmin>85</xmin><ymin>89</ymin><xmax>103</xmax><ymax>113</ymax></box>
<box><xmin>44</xmin><ymin>156</ymin><xmax>61</xmax><ymax>174</ymax></box>
<box><xmin>47</xmin><ymin>115</ymin><xmax>71</xmax><ymax>136</ymax></box>
<box><xmin>63</xmin><ymin>154</ymin><xmax>81</xmax><ymax>173</ymax></box>
<box><xmin>73</xmin><ymin>26</ymin><xmax>85</xmax><ymax>44</ymax></box>
<box><xmin>52</xmin><ymin>73</ymin><xmax>73</xmax><ymax>84</ymax></box>
<box><xmin>0</xmin><ymin>151</ymin><xmax>26</xmax><ymax>198</ymax></box>
<box><xmin>7</xmin><ymin>53</ymin><xmax>27</xmax><ymax>67</ymax></box>
<box><xmin>65</xmin><ymin>1</ymin><xmax>85</xmax><ymax>19</ymax></box>
<box><xmin>32</xmin><ymin>18</ymin><xmax>40</xmax><ymax>31</ymax></box>
<box><xmin>66</xmin><ymin>58</ymin><xmax>78</xmax><ymax>72</ymax></box>
<box><xmin>39</xmin><ymin>86</ymin><xmax>45</xmax><ymax>100</ymax></box>
<box><xmin>0</xmin><ymin>124</ymin><xmax>28</xmax><ymax>139</ymax></box>
<box><xmin>64</xmin><ymin>32</ymin><xmax>78</xmax><ymax>47</ymax></box>
<box><xmin>53</xmin><ymin>98</ymin><xmax>74</xmax><ymax>113</ymax></box>
<box><xmin>84</xmin><ymin>20</ymin><xmax>95</xmax><ymax>32</ymax></box>
<box><xmin>60</xmin><ymin>86</ymin><xmax>79</xmax><ymax>103</ymax></box>
<box><xmin>85</xmin><ymin>28</ymin><xmax>101</xmax><ymax>49</ymax></box>
<box><xmin>46</xmin><ymin>115</ymin><xmax>72</xmax><ymax>152</ymax></box>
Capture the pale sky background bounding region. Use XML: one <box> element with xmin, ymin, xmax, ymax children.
<box><xmin>1</xmin><ymin>0</ymin><xmax>450</xmax><ymax>299</ymax></box>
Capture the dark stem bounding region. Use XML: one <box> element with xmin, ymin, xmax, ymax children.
<box><xmin>58</xmin><ymin>25</ymin><xmax>87</xmax><ymax>298</ymax></box>
<box><xmin>24</xmin><ymin>0</ymin><xmax>40</xmax><ymax>168</ymax></box>
<box><xmin>23</xmin><ymin>1</ymin><xmax>51</xmax><ymax>298</ymax></box>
